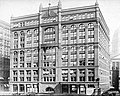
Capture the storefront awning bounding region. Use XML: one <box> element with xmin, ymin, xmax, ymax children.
<box><xmin>86</xmin><ymin>88</ymin><xmax>95</xmax><ymax>95</ymax></box>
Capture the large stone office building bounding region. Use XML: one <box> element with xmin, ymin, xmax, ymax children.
<box><xmin>10</xmin><ymin>1</ymin><xmax>110</xmax><ymax>95</ymax></box>
<box><xmin>0</xmin><ymin>20</ymin><xmax>10</xmax><ymax>91</ymax></box>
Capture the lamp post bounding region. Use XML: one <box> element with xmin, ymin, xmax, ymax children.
<box><xmin>96</xmin><ymin>78</ymin><xmax>100</xmax><ymax>95</ymax></box>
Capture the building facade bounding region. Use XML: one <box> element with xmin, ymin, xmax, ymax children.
<box><xmin>0</xmin><ymin>20</ymin><xmax>10</xmax><ymax>91</ymax></box>
<box><xmin>10</xmin><ymin>1</ymin><xmax>110</xmax><ymax>95</ymax></box>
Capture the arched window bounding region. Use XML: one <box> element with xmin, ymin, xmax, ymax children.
<box><xmin>79</xmin><ymin>24</ymin><xmax>85</xmax><ymax>30</ymax></box>
<box><xmin>14</xmin><ymin>51</ymin><xmax>18</xmax><ymax>56</ymax></box>
<box><xmin>71</xmin><ymin>25</ymin><xmax>76</xmax><ymax>30</ymax></box>
<box><xmin>14</xmin><ymin>32</ymin><xmax>18</xmax><ymax>39</ymax></box>
<box><xmin>62</xmin><ymin>25</ymin><xmax>66</xmax><ymax>31</ymax></box>
<box><xmin>45</xmin><ymin>27</ymin><xmax>55</xmax><ymax>33</ymax></box>
<box><xmin>46</xmin><ymin>87</ymin><xmax>54</xmax><ymax>92</ymax></box>
<box><xmin>34</xmin><ymin>29</ymin><xmax>38</xmax><ymax>37</ymax></box>
<box><xmin>20</xmin><ymin>51</ymin><xmax>24</xmax><ymax>56</ymax></box>
<box><xmin>71</xmin><ymin>25</ymin><xmax>77</xmax><ymax>32</ymax></box>
<box><xmin>88</xmin><ymin>45</ymin><xmax>94</xmax><ymax>51</ymax></box>
<box><xmin>20</xmin><ymin>31</ymin><xmax>25</xmax><ymax>36</ymax></box>
<box><xmin>88</xmin><ymin>23</ymin><xmax>94</xmax><ymax>28</ymax></box>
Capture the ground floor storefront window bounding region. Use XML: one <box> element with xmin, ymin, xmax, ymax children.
<box><xmin>62</xmin><ymin>84</ymin><xmax>86</xmax><ymax>94</ymax></box>
<box><xmin>13</xmin><ymin>84</ymin><xmax>18</xmax><ymax>92</ymax></box>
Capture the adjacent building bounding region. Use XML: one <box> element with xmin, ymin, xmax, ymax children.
<box><xmin>110</xmin><ymin>55</ymin><xmax>120</xmax><ymax>90</ymax></box>
<box><xmin>10</xmin><ymin>1</ymin><xmax>110</xmax><ymax>95</ymax></box>
<box><xmin>111</xmin><ymin>28</ymin><xmax>120</xmax><ymax>57</ymax></box>
<box><xmin>0</xmin><ymin>20</ymin><xmax>10</xmax><ymax>91</ymax></box>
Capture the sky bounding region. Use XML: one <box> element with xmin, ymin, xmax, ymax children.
<box><xmin>0</xmin><ymin>0</ymin><xmax>120</xmax><ymax>41</ymax></box>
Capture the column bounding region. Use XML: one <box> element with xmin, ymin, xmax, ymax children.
<box><xmin>31</xmin><ymin>29</ymin><xmax>34</xmax><ymax>48</ymax></box>
<box><xmin>67</xmin><ymin>26</ymin><xmax>71</xmax><ymax>66</ymax></box>
<box><xmin>24</xmin><ymin>70</ymin><xmax>26</xmax><ymax>82</ymax></box>
<box><xmin>24</xmin><ymin>32</ymin><xmax>27</xmax><ymax>68</ymax></box>
<box><xmin>68</xmin><ymin>69</ymin><xmax>70</xmax><ymax>82</ymax></box>
<box><xmin>18</xmin><ymin>32</ymin><xmax>20</xmax><ymax>48</ymax></box>
<box><xmin>85</xmin><ymin>24</ymin><xmax>88</xmax><ymax>66</ymax></box>
<box><xmin>56</xmin><ymin>47</ymin><xmax>62</xmax><ymax>82</ymax></box>
<box><xmin>24</xmin><ymin>30</ymin><xmax>27</xmax><ymax>48</ymax></box>
<box><xmin>18</xmin><ymin>69</ymin><xmax>20</xmax><ymax>82</ymax></box>
<box><xmin>85</xmin><ymin>68</ymin><xmax>88</xmax><ymax>82</ymax></box>
<box><xmin>38</xmin><ymin>3</ymin><xmax>42</xmax><ymax>93</ymax></box>
<box><xmin>31</xmin><ymin>70</ymin><xmax>34</xmax><ymax>82</ymax></box>
<box><xmin>77</xmin><ymin>68</ymin><xmax>79</xmax><ymax>82</ymax></box>
<box><xmin>76</xmin><ymin>25</ymin><xmax>79</xmax><ymax>66</ymax></box>
<box><xmin>9</xmin><ymin>83</ymin><xmax>13</xmax><ymax>93</ymax></box>
<box><xmin>17</xmin><ymin>84</ymin><xmax>19</xmax><ymax>94</ymax></box>
<box><xmin>68</xmin><ymin>84</ymin><xmax>70</xmax><ymax>94</ymax></box>
<box><xmin>58</xmin><ymin>0</ymin><xmax>62</xmax><ymax>45</ymax></box>
<box><xmin>10</xmin><ymin>51</ymin><xmax>14</xmax><ymax>82</ymax></box>
<box><xmin>77</xmin><ymin>84</ymin><xmax>79</xmax><ymax>94</ymax></box>
<box><xmin>24</xmin><ymin>84</ymin><xmax>26</xmax><ymax>94</ymax></box>
<box><xmin>18</xmin><ymin>50</ymin><xmax>20</xmax><ymax>68</ymax></box>
<box><xmin>11</xmin><ymin>32</ymin><xmax>14</xmax><ymax>49</ymax></box>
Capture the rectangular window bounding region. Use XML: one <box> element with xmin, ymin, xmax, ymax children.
<box><xmin>79</xmin><ymin>69</ymin><xmax>85</xmax><ymax>81</ymax></box>
<box><xmin>79</xmin><ymin>31</ymin><xmax>85</xmax><ymax>36</ymax></box>
<box><xmin>20</xmin><ymin>63</ymin><xmax>24</xmax><ymax>67</ymax></box>
<box><xmin>62</xmin><ymin>84</ymin><xmax>68</xmax><ymax>93</ymax></box>
<box><xmin>20</xmin><ymin>77</ymin><xmax>24</xmax><ymax>81</ymax></box>
<box><xmin>70</xmin><ymin>69</ymin><xmax>77</xmax><ymax>81</ymax></box>
<box><xmin>26</xmin><ymin>77</ymin><xmax>31</xmax><ymax>81</ymax></box>
<box><xmin>79</xmin><ymin>38</ymin><xmax>85</xmax><ymax>43</ymax></box>
<box><xmin>13</xmin><ymin>77</ymin><xmax>17</xmax><ymax>81</ymax></box>
<box><xmin>79</xmin><ymin>54</ymin><xmax>85</xmax><ymax>59</ymax></box>
<box><xmin>20</xmin><ymin>43</ymin><xmax>25</xmax><ymax>48</ymax></box>
<box><xmin>20</xmin><ymin>37</ymin><xmax>25</xmax><ymax>42</ymax></box>
<box><xmin>88</xmin><ymin>45</ymin><xmax>94</xmax><ymax>51</ymax></box>
<box><xmin>33</xmin><ymin>77</ymin><xmax>38</xmax><ymax>81</ymax></box>
<box><xmin>62</xmin><ymin>69</ymin><xmax>68</xmax><ymax>81</ymax></box>
<box><xmin>88</xmin><ymin>38</ymin><xmax>94</xmax><ymax>42</ymax></box>
<box><xmin>88</xmin><ymin>69</ymin><xmax>94</xmax><ymax>81</ymax></box>
<box><xmin>13</xmin><ymin>84</ymin><xmax>18</xmax><ymax>92</ymax></box>
<box><xmin>20</xmin><ymin>57</ymin><xmax>24</xmax><ymax>61</ymax></box>
<box><xmin>88</xmin><ymin>53</ymin><xmax>94</xmax><ymax>59</ymax></box>
<box><xmin>79</xmin><ymin>60</ymin><xmax>85</xmax><ymax>66</ymax></box>
<box><xmin>26</xmin><ymin>70</ymin><xmax>31</xmax><ymax>75</ymax></box>
<box><xmin>88</xmin><ymin>30</ymin><xmax>94</xmax><ymax>35</ymax></box>
<box><xmin>27</xmin><ymin>63</ymin><xmax>31</xmax><ymax>67</ymax></box>
<box><xmin>88</xmin><ymin>60</ymin><xmax>94</xmax><ymax>66</ymax></box>
<box><xmin>13</xmin><ymin>71</ymin><xmax>17</xmax><ymax>75</ymax></box>
<box><xmin>19</xmin><ymin>84</ymin><xmax>24</xmax><ymax>92</ymax></box>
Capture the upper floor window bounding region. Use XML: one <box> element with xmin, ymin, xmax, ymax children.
<box><xmin>88</xmin><ymin>23</ymin><xmax>94</xmax><ymax>29</ymax></box>
<box><xmin>62</xmin><ymin>69</ymin><xmax>68</xmax><ymax>81</ymax></box>
<box><xmin>13</xmin><ymin>70</ymin><xmax>18</xmax><ymax>75</ymax></box>
<box><xmin>44</xmin><ymin>27</ymin><xmax>55</xmax><ymax>33</ymax></box>
<box><xmin>88</xmin><ymin>69</ymin><xmax>94</xmax><ymax>81</ymax></box>
<box><xmin>79</xmin><ymin>24</ymin><xmax>85</xmax><ymax>30</ymax></box>
<box><xmin>71</xmin><ymin>25</ymin><xmax>77</xmax><ymax>32</ymax></box>
<box><xmin>88</xmin><ymin>38</ymin><xmax>94</xmax><ymax>43</ymax></box>
<box><xmin>14</xmin><ymin>51</ymin><xmax>18</xmax><ymax>56</ymax></box>
<box><xmin>88</xmin><ymin>45</ymin><xmax>94</xmax><ymax>51</ymax></box>
<box><xmin>70</xmin><ymin>69</ymin><xmax>77</xmax><ymax>81</ymax></box>
<box><xmin>62</xmin><ymin>26</ymin><xmax>66</xmax><ymax>31</ymax></box>
<box><xmin>79</xmin><ymin>46</ymin><xmax>85</xmax><ymax>52</ymax></box>
<box><xmin>20</xmin><ymin>51</ymin><xmax>24</xmax><ymax>56</ymax></box>
<box><xmin>14</xmin><ymin>32</ymin><xmax>18</xmax><ymax>39</ymax></box>
<box><xmin>20</xmin><ymin>31</ymin><xmax>25</xmax><ymax>37</ymax></box>
<box><xmin>34</xmin><ymin>29</ymin><xmax>38</xmax><ymax>37</ymax></box>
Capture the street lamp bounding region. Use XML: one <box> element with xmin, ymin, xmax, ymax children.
<box><xmin>96</xmin><ymin>78</ymin><xmax>100</xmax><ymax>95</ymax></box>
